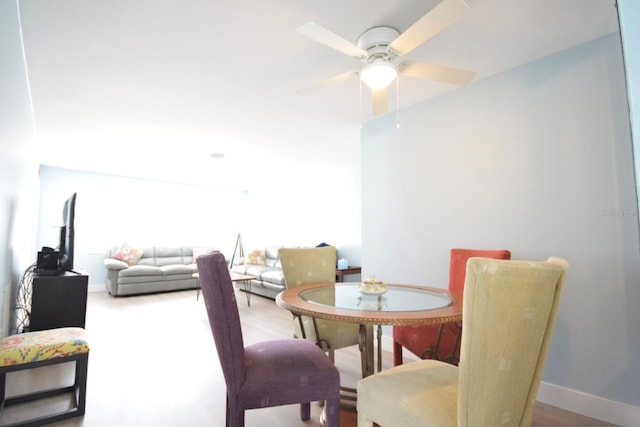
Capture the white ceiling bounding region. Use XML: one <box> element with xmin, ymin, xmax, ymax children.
<box><xmin>19</xmin><ymin>0</ymin><xmax>620</xmax><ymax>188</ymax></box>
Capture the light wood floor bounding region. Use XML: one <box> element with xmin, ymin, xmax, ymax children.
<box><xmin>1</xmin><ymin>289</ymin><xmax>618</xmax><ymax>426</ymax></box>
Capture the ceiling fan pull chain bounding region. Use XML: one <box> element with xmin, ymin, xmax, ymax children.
<box><xmin>359</xmin><ymin>78</ymin><xmax>364</xmax><ymax>124</ymax></box>
<box><xmin>396</xmin><ymin>77</ymin><xmax>401</xmax><ymax>129</ymax></box>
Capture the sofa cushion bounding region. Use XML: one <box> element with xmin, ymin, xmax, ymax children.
<box><xmin>119</xmin><ymin>265</ymin><xmax>162</xmax><ymax>277</ymax></box>
<box><xmin>114</xmin><ymin>245</ymin><xmax>144</xmax><ymax>266</ymax></box>
<box><xmin>230</xmin><ymin>264</ymin><xmax>250</xmax><ymax>275</ymax></box>
<box><xmin>261</xmin><ymin>269</ymin><xmax>285</xmax><ymax>287</ymax></box>
<box><xmin>155</xmin><ymin>256</ymin><xmax>185</xmax><ymax>267</ymax></box>
<box><xmin>160</xmin><ymin>265</ymin><xmax>197</xmax><ymax>275</ymax></box>
<box><xmin>265</xmin><ymin>246</ymin><xmax>281</xmax><ymax>260</ymax></box>
<box><xmin>245</xmin><ymin>265</ymin><xmax>272</xmax><ymax>278</ymax></box>
<box><xmin>149</xmin><ymin>247</ymin><xmax>183</xmax><ymax>266</ymax></box>
<box><xmin>136</xmin><ymin>247</ymin><xmax>157</xmax><ymax>266</ymax></box>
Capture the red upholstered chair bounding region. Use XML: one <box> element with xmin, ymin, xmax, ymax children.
<box><xmin>392</xmin><ymin>248</ymin><xmax>511</xmax><ymax>366</ymax></box>
<box><xmin>196</xmin><ymin>252</ymin><xmax>340</xmax><ymax>427</ymax></box>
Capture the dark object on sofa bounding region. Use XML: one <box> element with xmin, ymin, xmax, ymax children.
<box><xmin>196</xmin><ymin>252</ymin><xmax>340</xmax><ymax>427</ymax></box>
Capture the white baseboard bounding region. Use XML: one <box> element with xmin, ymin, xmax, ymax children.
<box><xmin>88</xmin><ymin>283</ymin><xmax>104</xmax><ymax>293</ymax></box>
<box><xmin>537</xmin><ymin>382</ymin><xmax>640</xmax><ymax>427</ymax></box>
<box><xmin>379</xmin><ymin>335</ymin><xmax>639</xmax><ymax>427</ymax></box>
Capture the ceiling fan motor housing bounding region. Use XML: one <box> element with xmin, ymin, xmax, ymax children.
<box><xmin>357</xmin><ymin>26</ymin><xmax>400</xmax><ymax>62</ymax></box>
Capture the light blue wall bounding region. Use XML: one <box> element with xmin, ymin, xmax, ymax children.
<box><xmin>362</xmin><ymin>32</ymin><xmax>639</xmax><ymax>412</ymax></box>
<box><xmin>618</xmin><ymin>0</ymin><xmax>640</xmax><ymax>228</ymax></box>
<box><xmin>0</xmin><ymin>0</ymin><xmax>38</xmax><ymax>337</ymax></box>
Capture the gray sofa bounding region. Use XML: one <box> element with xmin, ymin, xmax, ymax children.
<box><xmin>104</xmin><ymin>246</ymin><xmax>213</xmax><ymax>296</ymax></box>
<box><xmin>230</xmin><ymin>246</ymin><xmax>286</xmax><ymax>299</ymax></box>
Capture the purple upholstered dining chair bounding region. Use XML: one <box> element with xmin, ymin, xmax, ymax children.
<box><xmin>196</xmin><ymin>252</ymin><xmax>340</xmax><ymax>427</ymax></box>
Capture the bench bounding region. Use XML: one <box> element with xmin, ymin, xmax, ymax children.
<box><xmin>0</xmin><ymin>327</ymin><xmax>89</xmax><ymax>427</ymax></box>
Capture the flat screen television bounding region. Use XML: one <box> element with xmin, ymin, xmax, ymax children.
<box><xmin>57</xmin><ymin>192</ymin><xmax>76</xmax><ymax>272</ymax></box>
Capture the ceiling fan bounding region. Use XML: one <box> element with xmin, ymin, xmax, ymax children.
<box><xmin>297</xmin><ymin>0</ymin><xmax>476</xmax><ymax>116</ymax></box>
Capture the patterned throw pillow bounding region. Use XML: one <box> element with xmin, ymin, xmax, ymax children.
<box><xmin>245</xmin><ymin>249</ymin><xmax>266</xmax><ymax>265</ymax></box>
<box><xmin>114</xmin><ymin>245</ymin><xmax>144</xmax><ymax>266</ymax></box>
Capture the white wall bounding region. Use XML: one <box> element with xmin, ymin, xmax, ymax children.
<box><xmin>37</xmin><ymin>136</ymin><xmax>363</xmax><ymax>288</ymax></box>
<box><xmin>0</xmin><ymin>0</ymin><xmax>39</xmax><ymax>337</ymax></box>
<box><xmin>37</xmin><ymin>166</ymin><xmax>248</xmax><ymax>287</ymax></box>
<box><xmin>362</xmin><ymin>33</ymin><xmax>639</xmax><ymax>424</ymax></box>
<box><xmin>242</xmin><ymin>125</ymin><xmax>362</xmax><ymax>268</ymax></box>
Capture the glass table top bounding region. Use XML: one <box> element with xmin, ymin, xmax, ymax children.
<box><xmin>300</xmin><ymin>283</ymin><xmax>452</xmax><ymax>312</ymax></box>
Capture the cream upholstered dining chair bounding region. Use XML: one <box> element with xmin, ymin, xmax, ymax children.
<box><xmin>279</xmin><ymin>246</ymin><xmax>367</xmax><ymax>375</ymax></box>
<box><xmin>357</xmin><ymin>257</ymin><xmax>569</xmax><ymax>427</ymax></box>
<box><xmin>393</xmin><ymin>248</ymin><xmax>511</xmax><ymax>365</ymax></box>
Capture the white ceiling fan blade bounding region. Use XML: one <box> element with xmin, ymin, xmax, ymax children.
<box><xmin>372</xmin><ymin>87</ymin><xmax>390</xmax><ymax>116</ymax></box>
<box><xmin>296</xmin><ymin>71</ymin><xmax>359</xmax><ymax>95</ymax></box>
<box><xmin>389</xmin><ymin>0</ymin><xmax>470</xmax><ymax>57</ymax></box>
<box><xmin>400</xmin><ymin>61</ymin><xmax>476</xmax><ymax>86</ymax></box>
<box><xmin>297</xmin><ymin>22</ymin><xmax>367</xmax><ymax>59</ymax></box>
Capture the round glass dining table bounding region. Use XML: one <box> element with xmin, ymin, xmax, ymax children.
<box><xmin>276</xmin><ymin>283</ymin><xmax>462</xmax><ymax>376</ymax></box>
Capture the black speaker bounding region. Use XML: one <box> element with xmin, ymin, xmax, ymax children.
<box><xmin>37</xmin><ymin>247</ymin><xmax>59</xmax><ymax>272</ymax></box>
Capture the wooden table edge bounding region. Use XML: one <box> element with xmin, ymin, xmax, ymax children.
<box><xmin>275</xmin><ymin>283</ymin><xmax>462</xmax><ymax>326</ymax></box>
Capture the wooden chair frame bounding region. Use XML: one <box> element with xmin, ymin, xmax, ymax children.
<box><xmin>0</xmin><ymin>352</ymin><xmax>88</xmax><ymax>427</ymax></box>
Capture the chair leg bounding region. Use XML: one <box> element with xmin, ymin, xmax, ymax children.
<box><xmin>0</xmin><ymin>372</ymin><xmax>6</xmax><ymax>402</ymax></box>
<box><xmin>75</xmin><ymin>354</ymin><xmax>89</xmax><ymax>415</ymax></box>
<box><xmin>443</xmin><ymin>323</ymin><xmax>463</xmax><ymax>365</ymax></box>
<box><xmin>325</xmin><ymin>397</ymin><xmax>340</xmax><ymax>427</ymax></box>
<box><xmin>225</xmin><ymin>397</ymin><xmax>230</xmax><ymax>427</ymax></box>
<box><xmin>228</xmin><ymin>410</ymin><xmax>244</xmax><ymax>427</ymax></box>
<box><xmin>299</xmin><ymin>402</ymin><xmax>311</xmax><ymax>420</ymax></box>
<box><xmin>393</xmin><ymin>340</ymin><xmax>403</xmax><ymax>366</ymax></box>
<box><xmin>225</xmin><ymin>395</ymin><xmax>239</xmax><ymax>427</ymax></box>
<box><xmin>226</xmin><ymin>395</ymin><xmax>245</xmax><ymax>427</ymax></box>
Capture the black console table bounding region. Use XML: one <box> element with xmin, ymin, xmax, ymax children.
<box><xmin>29</xmin><ymin>271</ymin><xmax>88</xmax><ymax>331</ymax></box>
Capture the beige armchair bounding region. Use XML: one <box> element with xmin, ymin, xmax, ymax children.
<box><xmin>357</xmin><ymin>257</ymin><xmax>569</xmax><ymax>427</ymax></box>
<box><xmin>278</xmin><ymin>247</ymin><xmax>366</xmax><ymax>373</ymax></box>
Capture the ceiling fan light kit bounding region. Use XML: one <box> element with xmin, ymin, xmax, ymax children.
<box><xmin>360</xmin><ymin>59</ymin><xmax>397</xmax><ymax>90</ymax></box>
<box><xmin>357</xmin><ymin>26</ymin><xmax>400</xmax><ymax>90</ymax></box>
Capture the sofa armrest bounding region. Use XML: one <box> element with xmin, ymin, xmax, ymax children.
<box><xmin>104</xmin><ymin>258</ymin><xmax>128</xmax><ymax>271</ymax></box>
